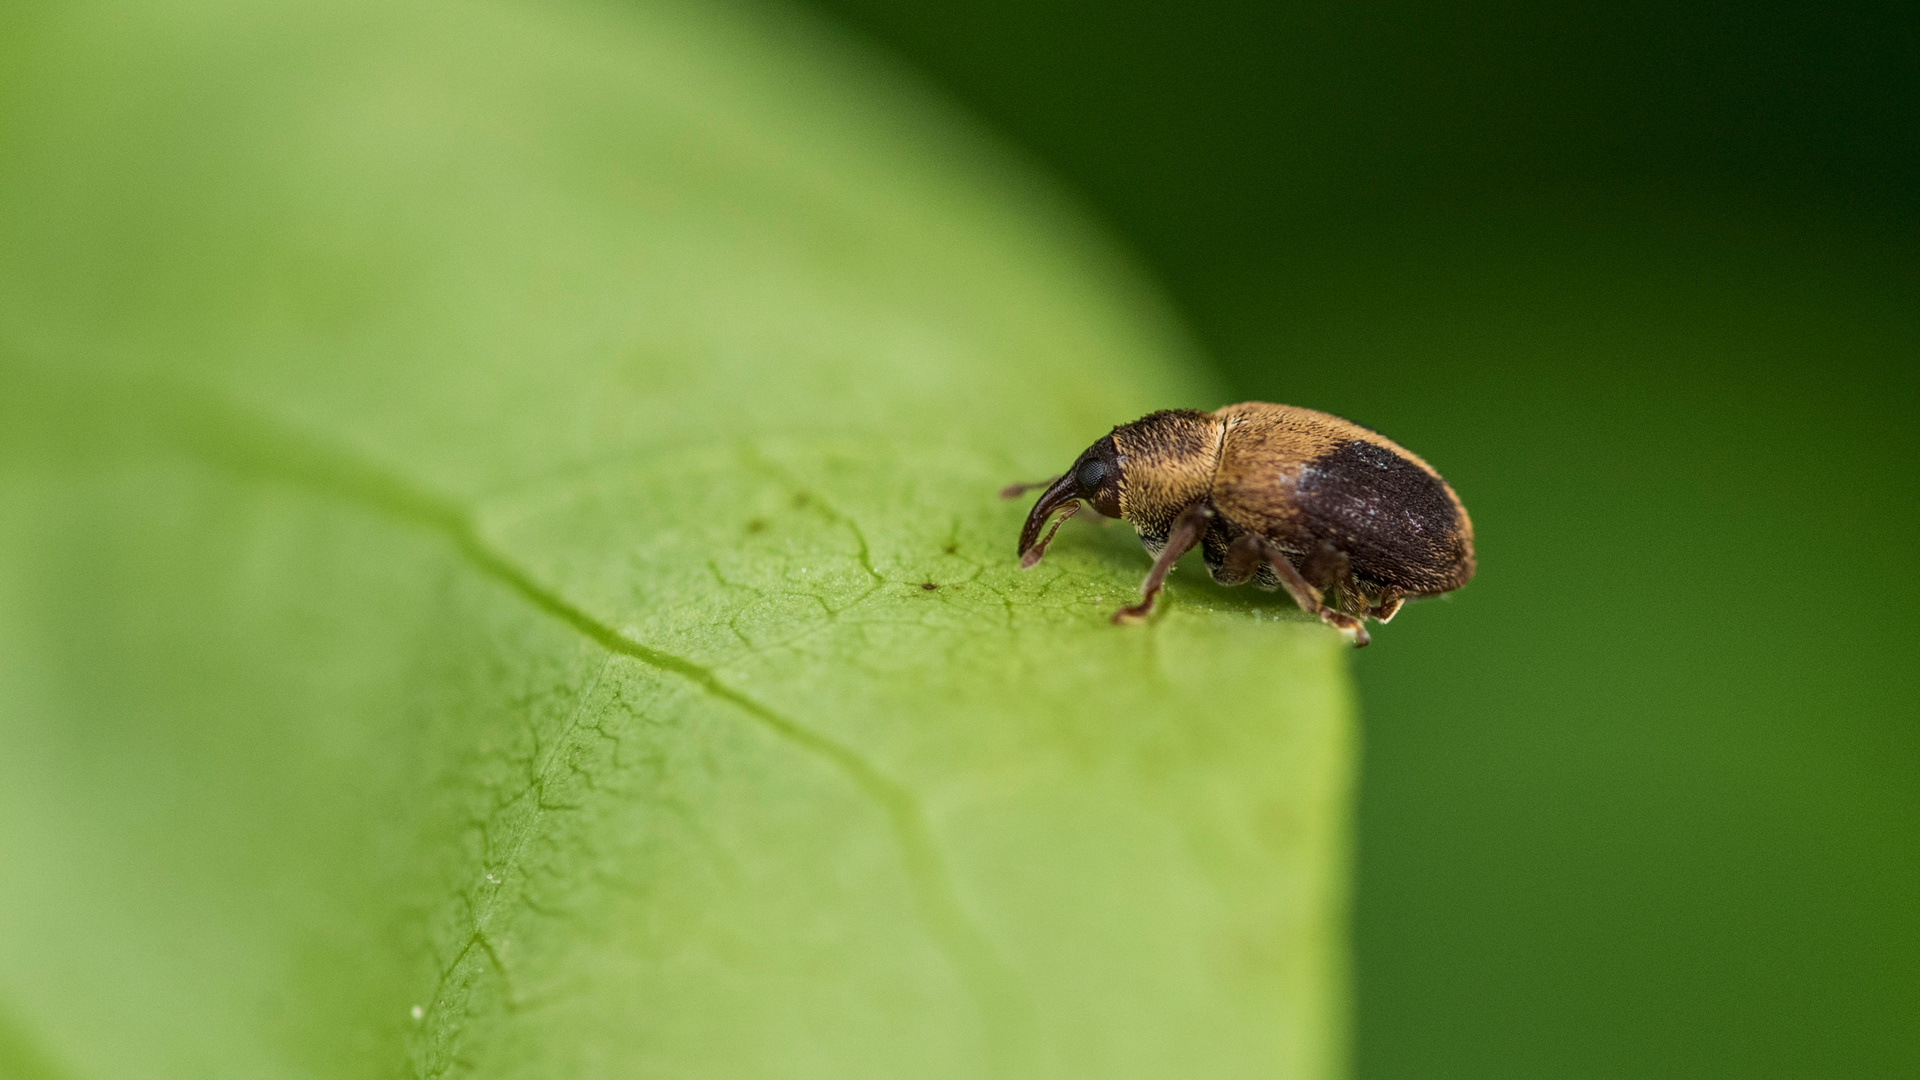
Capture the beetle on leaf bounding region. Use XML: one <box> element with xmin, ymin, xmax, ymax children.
<box><xmin>1005</xmin><ymin>402</ymin><xmax>1475</xmax><ymax>646</ymax></box>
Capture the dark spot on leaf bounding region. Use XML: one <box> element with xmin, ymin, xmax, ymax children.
<box><xmin>791</xmin><ymin>492</ymin><xmax>810</xmax><ymax>508</ymax></box>
<box><xmin>942</xmin><ymin>543</ymin><xmax>958</xmax><ymax>555</ymax></box>
<box><xmin>921</xmin><ymin>582</ymin><xmax>939</xmax><ymax>591</ymax></box>
<box><xmin>745</xmin><ymin>518</ymin><xmax>768</xmax><ymax>533</ymax></box>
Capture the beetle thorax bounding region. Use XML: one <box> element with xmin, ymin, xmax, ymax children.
<box><xmin>1112</xmin><ymin>409</ymin><xmax>1225</xmax><ymax>541</ymax></box>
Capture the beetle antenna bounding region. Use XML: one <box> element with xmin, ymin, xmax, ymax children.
<box><xmin>999</xmin><ymin>476</ymin><xmax>1061</xmax><ymax>500</ymax></box>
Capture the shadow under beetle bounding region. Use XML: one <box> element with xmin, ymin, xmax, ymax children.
<box><xmin>1005</xmin><ymin>402</ymin><xmax>1475</xmax><ymax>646</ymax></box>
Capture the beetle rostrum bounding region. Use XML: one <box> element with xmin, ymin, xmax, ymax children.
<box><xmin>1005</xmin><ymin>402</ymin><xmax>1475</xmax><ymax>646</ymax></box>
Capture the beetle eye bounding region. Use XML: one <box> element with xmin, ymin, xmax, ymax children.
<box><xmin>1075</xmin><ymin>459</ymin><xmax>1107</xmax><ymax>494</ymax></box>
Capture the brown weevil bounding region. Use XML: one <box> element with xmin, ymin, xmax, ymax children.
<box><xmin>1004</xmin><ymin>402</ymin><xmax>1475</xmax><ymax>646</ymax></box>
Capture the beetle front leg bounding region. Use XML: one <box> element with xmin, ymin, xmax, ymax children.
<box><xmin>1112</xmin><ymin>502</ymin><xmax>1212</xmax><ymax>624</ymax></box>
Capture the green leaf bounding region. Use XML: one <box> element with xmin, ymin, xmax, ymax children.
<box><xmin>0</xmin><ymin>0</ymin><xmax>1354</xmax><ymax>1077</ymax></box>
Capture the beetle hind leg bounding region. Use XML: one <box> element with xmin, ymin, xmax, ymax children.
<box><xmin>1370</xmin><ymin>589</ymin><xmax>1404</xmax><ymax>623</ymax></box>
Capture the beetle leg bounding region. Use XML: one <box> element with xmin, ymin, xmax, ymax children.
<box><xmin>1301</xmin><ymin>542</ymin><xmax>1353</xmax><ymax>596</ymax></box>
<box><xmin>1249</xmin><ymin>537</ymin><xmax>1371</xmax><ymax>647</ymax></box>
<box><xmin>1112</xmin><ymin>502</ymin><xmax>1212</xmax><ymax>624</ymax></box>
<box><xmin>1222</xmin><ymin>533</ymin><xmax>1319</xmax><ymax>609</ymax></box>
<box><xmin>1371</xmin><ymin>589</ymin><xmax>1404</xmax><ymax>623</ymax></box>
<box><xmin>1219</xmin><ymin>532</ymin><xmax>1306</xmax><ymax>598</ymax></box>
<box><xmin>1302</xmin><ymin>542</ymin><xmax>1377</xmax><ymax>628</ymax></box>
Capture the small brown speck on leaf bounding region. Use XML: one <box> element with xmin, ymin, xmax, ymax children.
<box><xmin>745</xmin><ymin>518</ymin><xmax>768</xmax><ymax>534</ymax></box>
<box><xmin>921</xmin><ymin>582</ymin><xmax>939</xmax><ymax>591</ymax></box>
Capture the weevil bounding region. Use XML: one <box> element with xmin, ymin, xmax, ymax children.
<box><xmin>1004</xmin><ymin>402</ymin><xmax>1474</xmax><ymax>646</ymax></box>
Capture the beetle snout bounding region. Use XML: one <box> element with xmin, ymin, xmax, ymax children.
<box><xmin>1016</xmin><ymin>472</ymin><xmax>1083</xmax><ymax>565</ymax></box>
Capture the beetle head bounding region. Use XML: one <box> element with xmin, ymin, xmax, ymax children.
<box><xmin>1018</xmin><ymin>410</ymin><xmax>1222</xmax><ymax>568</ymax></box>
<box><xmin>1016</xmin><ymin>436</ymin><xmax>1122</xmax><ymax>567</ymax></box>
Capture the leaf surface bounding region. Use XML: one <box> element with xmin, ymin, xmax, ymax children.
<box><xmin>0</xmin><ymin>0</ymin><xmax>1353</xmax><ymax>1076</ymax></box>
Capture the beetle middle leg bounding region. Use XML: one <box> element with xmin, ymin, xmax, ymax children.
<box><xmin>1220</xmin><ymin>532</ymin><xmax>1306</xmax><ymax>597</ymax></box>
<box><xmin>1112</xmin><ymin>502</ymin><xmax>1213</xmax><ymax>624</ymax></box>
<box><xmin>1227</xmin><ymin>533</ymin><xmax>1371</xmax><ymax>647</ymax></box>
<box><xmin>1301</xmin><ymin>542</ymin><xmax>1365</xmax><ymax>612</ymax></box>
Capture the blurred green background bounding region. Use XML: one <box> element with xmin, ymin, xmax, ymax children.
<box><xmin>800</xmin><ymin>1</ymin><xmax>1920</xmax><ymax>1077</ymax></box>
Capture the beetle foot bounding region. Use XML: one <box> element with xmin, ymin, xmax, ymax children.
<box><xmin>1319</xmin><ymin>609</ymin><xmax>1371</xmax><ymax>647</ymax></box>
<box><xmin>1370</xmin><ymin>590</ymin><xmax>1404</xmax><ymax>623</ymax></box>
<box><xmin>1111</xmin><ymin>599</ymin><xmax>1154</xmax><ymax>624</ymax></box>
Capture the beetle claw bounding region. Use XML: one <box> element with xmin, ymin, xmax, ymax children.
<box><xmin>1320</xmin><ymin>610</ymin><xmax>1371</xmax><ymax>647</ymax></box>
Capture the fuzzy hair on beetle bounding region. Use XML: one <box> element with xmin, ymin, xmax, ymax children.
<box><xmin>1003</xmin><ymin>402</ymin><xmax>1475</xmax><ymax>646</ymax></box>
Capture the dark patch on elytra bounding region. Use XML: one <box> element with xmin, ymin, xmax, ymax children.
<box><xmin>1294</xmin><ymin>440</ymin><xmax>1468</xmax><ymax>592</ymax></box>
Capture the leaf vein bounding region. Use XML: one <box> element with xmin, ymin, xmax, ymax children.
<box><xmin>169</xmin><ymin>394</ymin><xmax>1036</xmax><ymax>1073</ymax></box>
